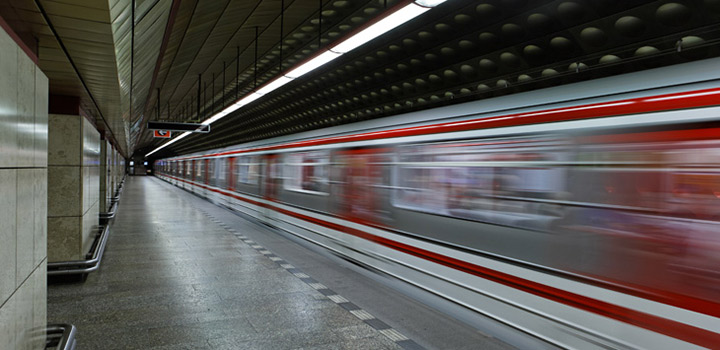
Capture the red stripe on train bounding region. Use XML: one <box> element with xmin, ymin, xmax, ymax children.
<box><xmin>160</xmin><ymin>174</ymin><xmax>720</xmax><ymax>348</ymax></box>
<box><xmin>169</xmin><ymin>87</ymin><xmax>720</xmax><ymax>161</ymax></box>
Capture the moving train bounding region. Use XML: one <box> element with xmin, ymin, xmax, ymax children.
<box><xmin>155</xmin><ymin>59</ymin><xmax>720</xmax><ymax>349</ymax></box>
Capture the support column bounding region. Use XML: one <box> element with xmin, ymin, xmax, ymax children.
<box><xmin>0</xmin><ymin>24</ymin><xmax>48</xmax><ymax>350</ymax></box>
<box><xmin>100</xmin><ymin>140</ymin><xmax>111</xmax><ymax>212</ymax></box>
<box><xmin>115</xmin><ymin>149</ymin><xmax>125</xmax><ymax>191</ymax></box>
<box><xmin>47</xmin><ymin>109</ymin><xmax>100</xmax><ymax>262</ymax></box>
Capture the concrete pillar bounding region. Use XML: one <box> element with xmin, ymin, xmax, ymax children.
<box><xmin>112</xmin><ymin>148</ymin><xmax>120</xmax><ymax>190</ymax></box>
<box><xmin>119</xmin><ymin>153</ymin><xmax>126</xmax><ymax>185</ymax></box>
<box><xmin>99</xmin><ymin>140</ymin><xmax>110</xmax><ymax>212</ymax></box>
<box><xmin>47</xmin><ymin>112</ymin><xmax>100</xmax><ymax>262</ymax></box>
<box><xmin>111</xmin><ymin>146</ymin><xmax>124</xmax><ymax>194</ymax></box>
<box><xmin>0</xmin><ymin>24</ymin><xmax>48</xmax><ymax>350</ymax></box>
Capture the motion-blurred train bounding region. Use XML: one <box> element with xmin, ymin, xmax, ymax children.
<box><xmin>155</xmin><ymin>60</ymin><xmax>720</xmax><ymax>349</ymax></box>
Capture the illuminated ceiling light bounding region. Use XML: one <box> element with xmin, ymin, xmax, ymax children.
<box><xmin>146</xmin><ymin>0</ymin><xmax>450</xmax><ymax>158</ymax></box>
<box><xmin>285</xmin><ymin>50</ymin><xmax>342</xmax><ymax>79</ymax></box>
<box><xmin>331</xmin><ymin>3</ymin><xmax>432</xmax><ymax>53</ymax></box>
<box><xmin>235</xmin><ymin>93</ymin><xmax>262</xmax><ymax>107</ymax></box>
<box><xmin>145</xmin><ymin>132</ymin><xmax>190</xmax><ymax>157</ymax></box>
<box><xmin>202</xmin><ymin>108</ymin><xmax>232</xmax><ymax>125</ymax></box>
<box><xmin>256</xmin><ymin>76</ymin><xmax>293</xmax><ymax>96</ymax></box>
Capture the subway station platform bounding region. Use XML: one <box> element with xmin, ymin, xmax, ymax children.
<box><xmin>46</xmin><ymin>176</ymin><xmax>522</xmax><ymax>350</ymax></box>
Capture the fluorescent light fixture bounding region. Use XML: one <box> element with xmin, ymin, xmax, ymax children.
<box><xmin>203</xmin><ymin>113</ymin><xmax>226</xmax><ymax>125</ymax></box>
<box><xmin>236</xmin><ymin>93</ymin><xmax>262</xmax><ymax>107</ymax></box>
<box><xmin>331</xmin><ymin>3</ymin><xmax>430</xmax><ymax>53</ymax></box>
<box><xmin>285</xmin><ymin>50</ymin><xmax>342</xmax><ymax>79</ymax></box>
<box><xmin>146</xmin><ymin>0</ymin><xmax>449</xmax><ymax>158</ymax></box>
<box><xmin>256</xmin><ymin>76</ymin><xmax>293</xmax><ymax>96</ymax></box>
<box><xmin>145</xmin><ymin>132</ymin><xmax>190</xmax><ymax>157</ymax></box>
<box><xmin>414</xmin><ymin>0</ymin><xmax>448</xmax><ymax>7</ymax></box>
<box><xmin>202</xmin><ymin>105</ymin><xmax>238</xmax><ymax>124</ymax></box>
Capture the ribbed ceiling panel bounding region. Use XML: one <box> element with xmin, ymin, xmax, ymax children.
<box><xmin>2</xmin><ymin>0</ymin><xmax>172</xmax><ymax>157</ymax></box>
<box><xmin>127</xmin><ymin>0</ymin><xmax>172</xmax><ymax>146</ymax></box>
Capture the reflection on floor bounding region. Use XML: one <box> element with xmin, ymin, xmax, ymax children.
<box><xmin>47</xmin><ymin>176</ymin><xmax>410</xmax><ymax>350</ymax></box>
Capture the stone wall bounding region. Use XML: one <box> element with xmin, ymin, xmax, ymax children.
<box><xmin>47</xmin><ymin>114</ymin><xmax>100</xmax><ymax>261</ymax></box>
<box><xmin>0</xmin><ymin>24</ymin><xmax>49</xmax><ymax>350</ymax></box>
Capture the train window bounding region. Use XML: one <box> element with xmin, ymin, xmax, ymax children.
<box><xmin>236</xmin><ymin>156</ymin><xmax>260</xmax><ymax>186</ymax></box>
<box><xmin>207</xmin><ymin>159</ymin><xmax>216</xmax><ymax>185</ymax></box>
<box><xmin>393</xmin><ymin>137</ymin><xmax>569</xmax><ymax>230</ymax></box>
<box><xmin>284</xmin><ymin>151</ymin><xmax>329</xmax><ymax>194</ymax></box>
<box><xmin>573</xmin><ymin>138</ymin><xmax>720</xmax><ymax>221</ymax></box>
<box><xmin>217</xmin><ymin>158</ymin><xmax>227</xmax><ymax>189</ymax></box>
<box><xmin>196</xmin><ymin>160</ymin><xmax>204</xmax><ymax>183</ymax></box>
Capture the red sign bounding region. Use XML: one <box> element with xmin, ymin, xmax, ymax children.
<box><xmin>154</xmin><ymin>130</ymin><xmax>171</xmax><ymax>138</ymax></box>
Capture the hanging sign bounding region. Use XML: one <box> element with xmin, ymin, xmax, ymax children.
<box><xmin>153</xmin><ymin>130</ymin><xmax>172</xmax><ymax>138</ymax></box>
<box><xmin>148</xmin><ymin>121</ymin><xmax>210</xmax><ymax>133</ymax></box>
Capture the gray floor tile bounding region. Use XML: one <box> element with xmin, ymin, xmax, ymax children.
<box><xmin>47</xmin><ymin>177</ymin><xmax>411</xmax><ymax>350</ymax></box>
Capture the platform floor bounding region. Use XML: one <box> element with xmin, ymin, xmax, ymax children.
<box><xmin>47</xmin><ymin>176</ymin><xmax>518</xmax><ymax>350</ymax></box>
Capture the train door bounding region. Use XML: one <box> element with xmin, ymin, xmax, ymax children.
<box><xmin>261</xmin><ymin>154</ymin><xmax>281</xmax><ymax>221</ymax></box>
<box><xmin>336</xmin><ymin>148</ymin><xmax>388</xmax><ymax>225</ymax></box>
<box><xmin>227</xmin><ymin>157</ymin><xmax>236</xmax><ymax>192</ymax></box>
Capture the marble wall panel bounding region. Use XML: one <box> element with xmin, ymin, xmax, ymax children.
<box><xmin>31</xmin><ymin>263</ymin><xmax>46</xmax><ymax>350</ymax></box>
<box><xmin>15</xmin><ymin>274</ymin><xmax>33</xmax><ymax>350</ymax></box>
<box><xmin>120</xmin><ymin>156</ymin><xmax>126</xmax><ymax>184</ymax></box>
<box><xmin>82</xmin><ymin>165</ymin><xmax>100</xmax><ymax>215</ymax></box>
<box><xmin>16</xmin><ymin>50</ymin><xmax>35</xmax><ymax>168</ymax></box>
<box><xmin>108</xmin><ymin>145</ymin><xmax>114</xmax><ymax>193</ymax></box>
<box><xmin>100</xmin><ymin>142</ymin><xmax>107</xmax><ymax>194</ymax></box>
<box><xmin>47</xmin><ymin>166</ymin><xmax>81</xmax><ymax>217</ymax></box>
<box><xmin>82</xmin><ymin>165</ymin><xmax>90</xmax><ymax>215</ymax></box>
<box><xmin>47</xmin><ymin>115</ymin><xmax>81</xmax><ymax>166</ymax></box>
<box><xmin>32</xmin><ymin>169</ymin><xmax>47</xmax><ymax>267</ymax></box>
<box><xmin>112</xmin><ymin>150</ymin><xmax>119</xmax><ymax>192</ymax></box>
<box><xmin>0</xmin><ymin>267</ymin><xmax>47</xmax><ymax>350</ymax></box>
<box><xmin>0</xmin><ymin>169</ymin><xmax>17</xmax><ymax>303</ymax></box>
<box><xmin>82</xmin><ymin>117</ymin><xmax>100</xmax><ymax>167</ymax></box>
<box><xmin>81</xmin><ymin>201</ymin><xmax>99</xmax><ymax>257</ymax></box>
<box><xmin>15</xmin><ymin>169</ymin><xmax>35</xmax><ymax>286</ymax></box>
<box><xmin>34</xmin><ymin>71</ymin><xmax>48</xmax><ymax>168</ymax></box>
<box><xmin>0</xmin><ymin>27</ymin><xmax>18</xmax><ymax>168</ymax></box>
<box><xmin>47</xmin><ymin>216</ymin><xmax>81</xmax><ymax>262</ymax></box>
<box><xmin>92</xmin><ymin>165</ymin><xmax>100</xmax><ymax>207</ymax></box>
<box><xmin>100</xmin><ymin>186</ymin><xmax>107</xmax><ymax>212</ymax></box>
<box><xmin>0</xmin><ymin>293</ymin><xmax>16</xmax><ymax>350</ymax></box>
<box><xmin>100</xmin><ymin>140</ymin><xmax>110</xmax><ymax>212</ymax></box>
<box><xmin>1</xmin><ymin>24</ymin><xmax>47</xmax><ymax>350</ymax></box>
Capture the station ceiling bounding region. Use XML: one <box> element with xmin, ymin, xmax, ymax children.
<box><xmin>2</xmin><ymin>0</ymin><xmax>719</xmax><ymax>159</ymax></box>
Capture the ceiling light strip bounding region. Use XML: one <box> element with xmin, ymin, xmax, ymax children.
<box><xmin>146</xmin><ymin>0</ymin><xmax>448</xmax><ymax>158</ymax></box>
<box><xmin>146</xmin><ymin>132</ymin><xmax>190</xmax><ymax>157</ymax></box>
